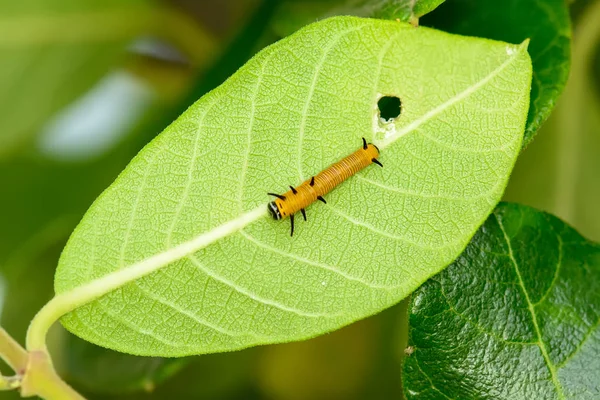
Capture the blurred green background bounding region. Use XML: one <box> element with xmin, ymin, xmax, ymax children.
<box><xmin>0</xmin><ymin>0</ymin><xmax>597</xmax><ymax>399</ymax></box>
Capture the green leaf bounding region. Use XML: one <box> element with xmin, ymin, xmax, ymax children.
<box><xmin>421</xmin><ymin>0</ymin><xmax>571</xmax><ymax>148</ymax></box>
<box><xmin>88</xmin><ymin>349</ymin><xmax>260</xmax><ymax>399</ymax></box>
<box><xmin>55</xmin><ymin>16</ymin><xmax>532</xmax><ymax>356</ymax></box>
<box><xmin>63</xmin><ymin>335</ymin><xmax>188</xmax><ymax>395</ymax></box>
<box><xmin>0</xmin><ymin>0</ymin><xmax>154</xmax><ymax>158</ymax></box>
<box><xmin>317</xmin><ymin>0</ymin><xmax>446</xmax><ymax>20</ymax></box>
<box><xmin>273</xmin><ymin>0</ymin><xmax>445</xmax><ymax>37</ymax></box>
<box><xmin>403</xmin><ymin>203</ymin><xmax>600</xmax><ymax>399</ymax></box>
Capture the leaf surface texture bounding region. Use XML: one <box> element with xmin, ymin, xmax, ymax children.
<box><xmin>404</xmin><ymin>203</ymin><xmax>600</xmax><ymax>399</ymax></box>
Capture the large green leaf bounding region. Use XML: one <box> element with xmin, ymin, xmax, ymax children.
<box><xmin>403</xmin><ymin>203</ymin><xmax>600</xmax><ymax>399</ymax></box>
<box><xmin>0</xmin><ymin>0</ymin><xmax>153</xmax><ymax>158</ymax></box>
<box><xmin>55</xmin><ymin>16</ymin><xmax>532</xmax><ymax>356</ymax></box>
<box><xmin>421</xmin><ymin>0</ymin><xmax>571</xmax><ymax>148</ymax></box>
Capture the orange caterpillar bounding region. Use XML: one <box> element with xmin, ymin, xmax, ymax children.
<box><xmin>268</xmin><ymin>138</ymin><xmax>382</xmax><ymax>236</ymax></box>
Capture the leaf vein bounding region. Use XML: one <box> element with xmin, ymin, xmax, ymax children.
<box><xmin>187</xmin><ymin>254</ymin><xmax>338</xmax><ymax>318</ymax></box>
<box><xmin>166</xmin><ymin>98</ymin><xmax>219</xmax><ymax>247</ymax></box>
<box><xmin>555</xmin><ymin>317</ymin><xmax>600</xmax><ymax>369</ymax></box>
<box><xmin>95</xmin><ymin>300</ymin><xmax>184</xmax><ymax>348</ymax></box>
<box><xmin>325</xmin><ymin>205</ymin><xmax>464</xmax><ymax>251</ymax></box>
<box><xmin>133</xmin><ymin>279</ymin><xmax>252</xmax><ymax>338</ymax></box>
<box><xmin>495</xmin><ymin>213</ymin><xmax>566</xmax><ymax>399</ymax></box>
<box><xmin>436</xmin><ymin>279</ymin><xmax>537</xmax><ymax>345</ymax></box>
<box><xmin>413</xmin><ymin>353</ymin><xmax>455</xmax><ymax>400</ymax></box>
<box><xmin>534</xmin><ymin>228</ymin><xmax>563</xmax><ymax>306</ymax></box>
<box><xmin>239</xmin><ymin>230</ymin><xmax>398</xmax><ymax>290</ymax></box>
<box><xmin>297</xmin><ymin>25</ymin><xmax>366</xmax><ymax>180</ymax></box>
<box><xmin>356</xmin><ymin>175</ymin><xmax>505</xmax><ymax>202</ymax></box>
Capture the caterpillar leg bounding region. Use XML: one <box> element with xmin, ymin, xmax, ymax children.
<box><xmin>290</xmin><ymin>214</ymin><xmax>295</xmax><ymax>237</ymax></box>
<box><xmin>300</xmin><ymin>209</ymin><xmax>307</xmax><ymax>221</ymax></box>
<box><xmin>362</xmin><ymin>137</ymin><xmax>368</xmax><ymax>150</ymax></box>
<box><xmin>268</xmin><ymin>192</ymin><xmax>286</xmax><ymax>200</ymax></box>
<box><xmin>372</xmin><ymin>158</ymin><xmax>383</xmax><ymax>167</ymax></box>
<box><xmin>317</xmin><ymin>196</ymin><xmax>326</xmax><ymax>204</ymax></box>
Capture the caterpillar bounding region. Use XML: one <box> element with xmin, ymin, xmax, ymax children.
<box><xmin>268</xmin><ymin>138</ymin><xmax>382</xmax><ymax>236</ymax></box>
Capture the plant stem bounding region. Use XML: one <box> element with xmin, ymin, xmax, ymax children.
<box><xmin>22</xmin><ymin>207</ymin><xmax>266</xmax><ymax>399</ymax></box>
<box><xmin>20</xmin><ymin>351</ymin><xmax>84</xmax><ymax>399</ymax></box>
<box><xmin>0</xmin><ymin>375</ymin><xmax>21</xmax><ymax>391</ymax></box>
<box><xmin>0</xmin><ymin>328</ymin><xmax>28</xmax><ymax>374</ymax></box>
<box><xmin>26</xmin><ymin>206</ymin><xmax>267</xmax><ymax>352</ymax></box>
<box><xmin>0</xmin><ymin>327</ymin><xmax>84</xmax><ymax>398</ymax></box>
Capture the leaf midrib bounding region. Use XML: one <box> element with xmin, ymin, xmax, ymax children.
<box><xmin>377</xmin><ymin>40</ymin><xmax>528</xmax><ymax>149</ymax></box>
<box><xmin>495</xmin><ymin>213</ymin><xmax>566</xmax><ymax>399</ymax></box>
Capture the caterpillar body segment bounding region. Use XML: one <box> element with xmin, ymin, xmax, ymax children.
<box><xmin>268</xmin><ymin>138</ymin><xmax>382</xmax><ymax>236</ymax></box>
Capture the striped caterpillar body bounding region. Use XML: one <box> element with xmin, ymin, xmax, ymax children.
<box><xmin>268</xmin><ymin>138</ymin><xmax>382</xmax><ymax>236</ymax></box>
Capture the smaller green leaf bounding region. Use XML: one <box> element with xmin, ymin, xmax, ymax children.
<box><xmin>504</xmin><ymin>0</ymin><xmax>600</xmax><ymax>243</ymax></box>
<box><xmin>421</xmin><ymin>0</ymin><xmax>571</xmax><ymax>147</ymax></box>
<box><xmin>99</xmin><ymin>349</ymin><xmax>260</xmax><ymax>399</ymax></box>
<box><xmin>403</xmin><ymin>203</ymin><xmax>600</xmax><ymax>399</ymax></box>
<box><xmin>272</xmin><ymin>0</ymin><xmax>445</xmax><ymax>37</ymax></box>
<box><xmin>330</xmin><ymin>0</ymin><xmax>446</xmax><ymax>20</ymax></box>
<box><xmin>63</xmin><ymin>335</ymin><xmax>188</xmax><ymax>395</ymax></box>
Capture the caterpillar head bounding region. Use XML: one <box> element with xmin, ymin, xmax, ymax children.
<box><xmin>268</xmin><ymin>201</ymin><xmax>282</xmax><ymax>220</ymax></box>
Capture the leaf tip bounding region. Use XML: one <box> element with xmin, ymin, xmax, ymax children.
<box><xmin>506</xmin><ymin>39</ymin><xmax>530</xmax><ymax>57</ymax></box>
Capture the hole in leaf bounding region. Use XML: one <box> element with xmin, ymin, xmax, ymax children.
<box><xmin>377</xmin><ymin>96</ymin><xmax>401</xmax><ymax>122</ymax></box>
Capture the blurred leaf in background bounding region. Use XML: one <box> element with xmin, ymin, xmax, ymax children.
<box><xmin>257</xmin><ymin>303</ymin><xmax>407</xmax><ymax>400</ymax></box>
<box><xmin>62</xmin><ymin>335</ymin><xmax>189</xmax><ymax>395</ymax></box>
<box><xmin>0</xmin><ymin>0</ymin><xmax>156</xmax><ymax>158</ymax></box>
<box><xmin>505</xmin><ymin>0</ymin><xmax>600</xmax><ymax>243</ymax></box>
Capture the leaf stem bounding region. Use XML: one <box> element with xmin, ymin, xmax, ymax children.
<box><xmin>26</xmin><ymin>206</ymin><xmax>268</xmax><ymax>352</ymax></box>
